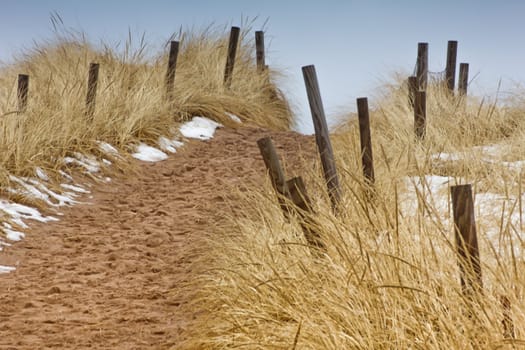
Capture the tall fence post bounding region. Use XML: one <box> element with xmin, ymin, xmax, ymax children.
<box><xmin>407</xmin><ymin>76</ymin><xmax>417</xmax><ymax>108</ymax></box>
<box><xmin>416</xmin><ymin>42</ymin><xmax>428</xmax><ymax>90</ymax></box>
<box><xmin>450</xmin><ymin>184</ymin><xmax>483</xmax><ymax>297</ymax></box>
<box><xmin>255</xmin><ymin>30</ymin><xmax>265</xmax><ymax>72</ymax></box>
<box><xmin>85</xmin><ymin>62</ymin><xmax>100</xmax><ymax>119</ymax></box>
<box><xmin>356</xmin><ymin>97</ymin><xmax>375</xmax><ymax>185</ymax></box>
<box><xmin>165</xmin><ymin>40</ymin><xmax>180</xmax><ymax>103</ymax></box>
<box><xmin>224</xmin><ymin>26</ymin><xmax>240</xmax><ymax>88</ymax></box>
<box><xmin>257</xmin><ymin>137</ymin><xmax>291</xmax><ymax>211</ymax></box>
<box><xmin>302</xmin><ymin>65</ymin><xmax>342</xmax><ymax>211</ymax></box>
<box><xmin>414</xmin><ymin>90</ymin><xmax>426</xmax><ymax>140</ymax></box>
<box><xmin>445</xmin><ymin>40</ymin><xmax>458</xmax><ymax>93</ymax></box>
<box><xmin>17</xmin><ymin>74</ymin><xmax>29</xmax><ymax>113</ymax></box>
<box><xmin>458</xmin><ymin>63</ymin><xmax>469</xmax><ymax>97</ymax></box>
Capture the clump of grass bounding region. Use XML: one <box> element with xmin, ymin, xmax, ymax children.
<box><xmin>0</xmin><ymin>24</ymin><xmax>292</xmax><ymax>209</ymax></box>
<box><xmin>176</xmin><ymin>76</ymin><xmax>525</xmax><ymax>348</ymax></box>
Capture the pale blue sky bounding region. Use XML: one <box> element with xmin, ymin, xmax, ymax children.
<box><xmin>1</xmin><ymin>0</ymin><xmax>524</xmax><ymax>133</ymax></box>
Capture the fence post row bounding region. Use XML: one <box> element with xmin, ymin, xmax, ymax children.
<box><xmin>450</xmin><ymin>184</ymin><xmax>483</xmax><ymax>297</ymax></box>
<box><xmin>445</xmin><ymin>40</ymin><xmax>458</xmax><ymax>93</ymax></box>
<box><xmin>356</xmin><ymin>97</ymin><xmax>375</xmax><ymax>185</ymax></box>
<box><xmin>302</xmin><ymin>65</ymin><xmax>342</xmax><ymax>212</ymax></box>
<box><xmin>224</xmin><ymin>26</ymin><xmax>240</xmax><ymax>88</ymax></box>
<box><xmin>165</xmin><ymin>40</ymin><xmax>180</xmax><ymax>103</ymax></box>
<box><xmin>458</xmin><ymin>63</ymin><xmax>469</xmax><ymax>97</ymax></box>
<box><xmin>17</xmin><ymin>74</ymin><xmax>29</xmax><ymax>113</ymax></box>
<box><xmin>255</xmin><ymin>30</ymin><xmax>265</xmax><ymax>72</ymax></box>
<box><xmin>416</xmin><ymin>42</ymin><xmax>428</xmax><ymax>91</ymax></box>
<box><xmin>414</xmin><ymin>90</ymin><xmax>426</xmax><ymax>140</ymax></box>
<box><xmin>85</xmin><ymin>62</ymin><xmax>100</xmax><ymax>119</ymax></box>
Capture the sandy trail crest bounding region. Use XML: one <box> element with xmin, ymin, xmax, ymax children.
<box><xmin>0</xmin><ymin>127</ymin><xmax>315</xmax><ymax>349</ymax></box>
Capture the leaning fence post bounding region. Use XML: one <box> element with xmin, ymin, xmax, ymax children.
<box><xmin>165</xmin><ymin>40</ymin><xmax>180</xmax><ymax>103</ymax></box>
<box><xmin>224</xmin><ymin>26</ymin><xmax>240</xmax><ymax>88</ymax></box>
<box><xmin>458</xmin><ymin>63</ymin><xmax>469</xmax><ymax>97</ymax></box>
<box><xmin>356</xmin><ymin>98</ymin><xmax>375</xmax><ymax>185</ymax></box>
<box><xmin>302</xmin><ymin>65</ymin><xmax>342</xmax><ymax>211</ymax></box>
<box><xmin>17</xmin><ymin>74</ymin><xmax>29</xmax><ymax>113</ymax></box>
<box><xmin>407</xmin><ymin>76</ymin><xmax>417</xmax><ymax>108</ymax></box>
<box><xmin>450</xmin><ymin>184</ymin><xmax>483</xmax><ymax>297</ymax></box>
<box><xmin>257</xmin><ymin>137</ymin><xmax>291</xmax><ymax>211</ymax></box>
<box><xmin>416</xmin><ymin>42</ymin><xmax>428</xmax><ymax>90</ymax></box>
<box><xmin>414</xmin><ymin>90</ymin><xmax>426</xmax><ymax>140</ymax></box>
<box><xmin>85</xmin><ymin>62</ymin><xmax>100</xmax><ymax>119</ymax></box>
<box><xmin>255</xmin><ymin>30</ymin><xmax>265</xmax><ymax>72</ymax></box>
<box><xmin>445</xmin><ymin>40</ymin><xmax>458</xmax><ymax>93</ymax></box>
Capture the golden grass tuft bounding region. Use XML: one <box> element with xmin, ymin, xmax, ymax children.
<box><xmin>176</xmin><ymin>76</ymin><xmax>525</xmax><ymax>348</ymax></box>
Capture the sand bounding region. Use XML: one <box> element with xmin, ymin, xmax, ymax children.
<box><xmin>0</xmin><ymin>127</ymin><xmax>316</xmax><ymax>349</ymax></box>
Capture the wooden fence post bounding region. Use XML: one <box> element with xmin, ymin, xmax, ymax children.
<box><xmin>85</xmin><ymin>62</ymin><xmax>100</xmax><ymax>118</ymax></box>
<box><xmin>416</xmin><ymin>42</ymin><xmax>428</xmax><ymax>90</ymax></box>
<box><xmin>302</xmin><ymin>65</ymin><xmax>342</xmax><ymax>211</ymax></box>
<box><xmin>287</xmin><ymin>176</ymin><xmax>325</xmax><ymax>250</ymax></box>
<box><xmin>257</xmin><ymin>137</ymin><xmax>291</xmax><ymax>211</ymax></box>
<box><xmin>458</xmin><ymin>63</ymin><xmax>469</xmax><ymax>97</ymax></box>
<box><xmin>414</xmin><ymin>90</ymin><xmax>426</xmax><ymax>140</ymax></box>
<box><xmin>445</xmin><ymin>40</ymin><xmax>458</xmax><ymax>93</ymax></box>
<box><xmin>165</xmin><ymin>40</ymin><xmax>180</xmax><ymax>103</ymax></box>
<box><xmin>255</xmin><ymin>30</ymin><xmax>265</xmax><ymax>72</ymax></box>
<box><xmin>408</xmin><ymin>76</ymin><xmax>417</xmax><ymax>108</ymax></box>
<box><xmin>450</xmin><ymin>184</ymin><xmax>483</xmax><ymax>297</ymax></box>
<box><xmin>356</xmin><ymin>97</ymin><xmax>375</xmax><ymax>185</ymax></box>
<box><xmin>17</xmin><ymin>74</ymin><xmax>29</xmax><ymax>113</ymax></box>
<box><xmin>224</xmin><ymin>26</ymin><xmax>240</xmax><ymax>88</ymax></box>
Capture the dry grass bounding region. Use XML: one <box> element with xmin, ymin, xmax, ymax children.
<box><xmin>177</xmin><ymin>76</ymin><xmax>525</xmax><ymax>349</ymax></box>
<box><xmin>0</xmin><ymin>24</ymin><xmax>292</xmax><ymax>209</ymax></box>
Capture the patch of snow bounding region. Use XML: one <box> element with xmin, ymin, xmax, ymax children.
<box><xmin>431</xmin><ymin>152</ymin><xmax>463</xmax><ymax>162</ymax></box>
<box><xmin>59</xmin><ymin>170</ymin><xmax>74</xmax><ymax>182</ymax></box>
<box><xmin>64</xmin><ymin>153</ymin><xmax>100</xmax><ymax>173</ymax></box>
<box><xmin>9</xmin><ymin>176</ymin><xmax>77</xmax><ymax>207</ymax></box>
<box><xmin>35</xmin><ymin>167</ymin><xmax>50</xmax><ymax>182</ymax></box>
<box><xmin>132</xmin><ymin>144</ymin><xmax>168</xmax><ymax>162</ymax></box>
<box><xmin>97</xmin><ymin>141</ymin><xmax>120</xmax><ymax>156</ymax></box>
<box><xmin>4</xmin><ymin>227</ymin><xmax>24</xmax><ymax>241</ymax></box>
<box><xmin>0</xmin><ymin>199</ymin><xmax>58</xmax><ymax>229</ymax></box>
<box><xmin>102</xmin><ymin>159</ymin><xmax>112</xmax><ymax>166</ymax></box>
<box><xmin>0</xmin><ymin>265</ymin><xmax>15</xmax><ymax>274</ymax></box>
<box><xmin>60</xmin><ymin>184</ymin><xmax>90</xmax><ymax>194</ymax></box>
<box><xmin>180</xmin><ymin>116</ymin><xmax>222</xmax><ymax>140</ymax></box>
<box><xmin>226</xmin><ymin>112</ymin><xmax>242</xmax><ymax>123</ymax></box>
<box><xmin>158</xmin><ymin>136</ymin><xmax>183</xmax><ymax>153</ymax></box>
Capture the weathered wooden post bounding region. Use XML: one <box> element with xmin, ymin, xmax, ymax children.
<box><xmin>255</xmin><ymin>30</ymin><xmax>265</xmax><ymax>72</ymax></box>
<box><xmin>445</xmin><ymin>40</ymin><xmax>458</xmax><ymax>93</ymax></box>
<box><xmin>257</xmin><ymin>137</ymin><xmax>291</xmax><ymax>211</ymax></box>
<box><xmin>224</xmin><ymin>26</ymin><xmax>240</xmax><ymax>88</ymax></box>
<box><xmin>85</xmin><ymin>62</ymin><xmax>100</xmax><ymax>118</ymax></box>
<box><xmin>458</xmin><ymin>63</ymin><xmax>469</xmax><ymax>97</ymax></box>
<box><xmin>356</xmin><ymin>98</ymin><xmax>375</xmax><ymax>185</ymax></box>
<box><xmin>407</xmin><ymin>76</ymin><xmax>417</xmax><ymax>108</ymax></box>
<box><xmin>165</xmin><ymin>40</ymin><xmax>180</xmax><ymax>103</ymax></box>
<box><xmin>450</xmin><ymin>184</ymin><xmax>483</xmax><ymax>297</ymax></box>
<box><xmin>414</xmin><ymin>90</ymin><xmax>426</xmax><ymax>140</ymax></box>
<box><xmin>17</xmin><ymin>74</ymin><xmax>29</xmax><ymax>113</ymax></box>
<box><xmin>416</xmin><ymin>42</ymin><xmax>428</xmax><ymax>90</ymax></box>
<box><xmin>302</xmin><ymin>65</ymin><xmax>342</xmax><ymax>211</ymax></box>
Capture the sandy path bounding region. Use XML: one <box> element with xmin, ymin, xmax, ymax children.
<box><xmin>0</xmin><ymin>127</ymin><xmax>315</xmax><ymax>349</ymax></box>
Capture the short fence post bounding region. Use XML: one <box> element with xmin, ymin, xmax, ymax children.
<box><xmin>287</xmin><ymin>176</ymin><xmax>325</xmax><ymax>251</ymax></box>
<box><xmin>224</xmin><ymin>26</ymin><xmax>240</xmax><ymax>88</ymax></box>
<box><xmin>407</xmin><ymin>76</ymin><xmax>417</xmax><ymax>108</ymax></box>
<box><xmin>165</xmin><ymin>40</ymin><xmax>180</xmax><ymax>103</ymax></box>
<box><xmin>257</xmin><ymin>137</ymin><xmax>291</xmax><ymax>211</ymax></box>
<box><xmin>356</xmin><ymin>97</ymin><xmax>375</xmax><ymax>185</ymax></box>
<box><xmin>255</xmin><ymin>30</ymin><xmax>265</xmax><ymax>72</ymax></box>
<box><xmin>414</xmin><ymin>90</ymin><xmax>426</xmax><ymax>140</ymax></box>
<box><xmin>85</xmin><ymin>62</ymin><xmax>100</xmax><ymax>119</ymax></box>
<box><xmin>17</xmin><ymin>74</ymin><xmax>29</xmax><ymax>113</ymax></box>
<box><xmin>445</xmin><ymin>40</ymin><xmax>458</xmax><ymax>93</ymax></box>
<box><xmin>416</xmin><ymin>42</ymin><xmax>428</xmax><ymax>90</ymax></box>
<box><xmin>458</xmin><ymin>63</ymin><xmax>469</xmax><ymax>97</ymax></box>
<box><xmin>450</xmin><ymin>184</ymin><xmax>483</xmax><ymax>297</ymax></box>
<box><xmin>302</xmin><ymin>65</ymin><xmax>342</xmax><ymax>212</ymax></box>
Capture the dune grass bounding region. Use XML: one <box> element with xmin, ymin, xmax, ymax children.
<box><xmin>0</xmin><ymin>24</ymin><xmax>292</xmax><ymax>212</ymax></box>
<box><xmin>176</xmin><ymin>77</ymin><xmax>525</xmax><ymax>349</ymax></box>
